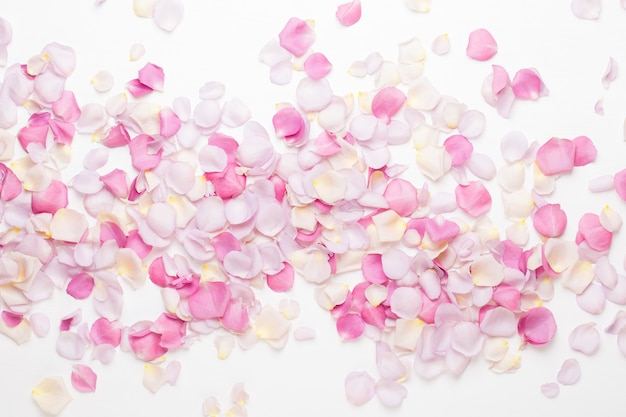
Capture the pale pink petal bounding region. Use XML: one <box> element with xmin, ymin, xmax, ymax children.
<box><xmin>599</xmin><ymin>205</ymin><xmax>622</xmax><ymax>233</ymax></box>
<box><xmin>71</xmin><ymin>364</ymin><xmax>97</xmax><ymax>393</ymax></box>
<box><xmin>165</xmin><ymin>161</ymin><xmax>195</xmax><ymax>195</ymax></box>
<box><xmin>296</xmin><ymin>77</ymin><xmax>333</xmax><ymax>112</ymax></box>
<box><xmin>602</xmin><ymin>57</ymin><xmax>618</xmax><ymax>89</ymax></box>
<box><xmin>594</xmin><ymin>98</ymin><xmax>604</xmax><ymax>115</ymax></box>
<box><xmin>512</xmin><ymin>68</ymin><xmax>547</xmax><ymax>100</ymax></box>
<box><xmin>52</xmin><ymin>91</ymin><xmax>81</xmax><ymax>122</ymax></box>
<box><xmin>383</xmin><ymin>178</ymin><xmax>418</xmax><ymax>217</ymax></box>
<box><xmin>91</xmin><ymin>70</ymin><xmax>114</xmax><ymax>92</ymax></box>
<box><xmin>259</xmin><ymin>39</ymin><xmax>291</xmax><ymax>66</ymax></box>
<box><xmin>32</xmin><ymin>376</ymin><xmax>72</xmax><ymax>416</ymax></box>
<box><xmin>455</xmin><ymin>181</ymin><xmax>492</xmax><ymax>217</ymax></box>
<box><xmin>466</xmin><ymin>28</ymin><xmax>497</xmax><ymax>61</ymax></box>
<box><xmin>159</xmin><ymin>107</ymin><xmax>181</xmax><ymax>137</ymax></box>
<box><xmin>221</xmin><ymin>98</ymin><xmax>251</xmax><ymax>127</ymax></box>
<box><xmin>479</xmin><ymin>307</ymin><xmax>517</xmax><ymax>337</ymax></box>
<box><xmin>344</xmin><ymin>371</ymin><xmax>375</xmax><ymax>405</ymax></box>
<box><xmin>375</xmin><ymin>378</ymin><xmax>407</xmax><ymax>408</ymax></box>
<box><xmin>517</xmin><ymin>307</ymin><xmax>556</xmax><ymax>345</ymax></box>
<box><xmin>571</xmin><ymin>0</ymin><xmax>601</xmax><ymax>19</ymax></box>
<box><xmin>76</xmin><ymin>103</ymin><xmax>107</xmax><ymax>133</ymax></box>
<box><xmin>337</xmin><ymin>313</ymin><xmax>365</xmax><ymax>340</ymax></box>
<box><xmin>99</xmin><ymin>169</ymin><xmax>129</xmax><ymax>198</ymax></box>
<box><xmin>269</xmin><ymin>60</ymin><xmax>293</xmax><ymax>85</ymax></box>
<box><xmin>576</xmin><ymin>282</ymin><xmax>606</xmax><ymax>314</ymax></box>
<box><xmin>194</xmin><ymin>100</ymin><xmax>221</xmax><ymax>129</ymax></box>
<box><xmin>278</xmin><ymin>17</ymin><xmax>315</xmax><ymax>57</ymax></box>
<box><xmin>431</xmin><ymin>34</ymin><xmax>450</xmax><ymax>55</ymax></box>
<box><xmin>166</xmin><ymin>360</ymin><xmax>182</xmax><ymax>385</ymax></box>
<box><xmin>146</xmin><ymin>202</ymin><xmax>176</xmax><ymax>238</ymax></box>
<box><xmin>188</xmin><ymin>282</ymin><xmax>231</xmax><ymax>319</ymax></box>
<box><xmin>304</xmin><ymin>52</ymin><xmax>332</xmax><ymax>79</ymax></box>
<box><xmin>457</xmin><ymin>110</ymin><xmax>485</xmax><ymax>138</ymax></box>
<box><xmin>56</xmin><ymin>331</ymin><xmax>87</xmax><ymax>360</ymax></box>
<box><xmin>466</xmin><ymin>153</ymin><xmax>496</xmax><ymax>180</ymax></box>
<box><xmin>557</xmin><ymin>358</ymin><xmax>581</xmax><ymax>385</ymax></box>
<box><xmin>153</xmin><ymin>0</ymin><xmax>184</xmax><ymax>32</ymax></box>
<box><xmin>535</xmin><ymin>137</ymin><xmax>576</xmax><ymax>176</ymax></box>
<box><xmin>371</xmin><ymin>87</ymin><xmax>406</xmax><ymax>124</ymax></box>
<box><xmin>143</xmin><ymin>364</ymin><xmax>167</xmax><ymax>393</ymax></box>
<box><xmin>541</xmin><ymin>382</ymin><xmax>560</xmax><ymax>398</ymax></box>
<box><xmin>568</xmin><ymin>322</ymin><xmax>600</xmax><ymax>355</ymax></box>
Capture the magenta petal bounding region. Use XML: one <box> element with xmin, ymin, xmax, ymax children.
<box><xmin>266</xmin><ymin>263</ymin><xmax>295</xmax><ymax>292</ymax></box>
<box><xmin>512</xmin><ymin>68</ymin><xmax>547</xmax><ymax>100</ymax></box>
<box><xmin>187</xmin><ymin>282</ymin><xmax>231</xmax><ymax>320</ymax></box>
<box><xmin>455</xmin><ymin>181</ymin><xmax>492</xmax><ymax>217</ymax></box>
<box><xmin>336</xmin><ymin>0</ymin><xmax>361</xmax><ymax>26</ymax></box>
<box><xmin>517</xmin><ymin>307</ymin><xmax>556</xmax><ymax>345</ymax></box>
<box><xmin>535</xmin><ymin>137</ymin><xmax>576</xmax><ymax>176</ymax></box>
<box><xmin>128</xmin><ymin>327</ymin><xmax>168</xmax><ymax>361</ymax></box>
<box><xmin>272</xmin><ymin>107</ymin><xmax>308</xmax><ymax>146</ymax></box>
<box><xmin>66</xmin><ymin>273</ymin><xmax>95</xmax><ymax>300</ymax></box>
<box><xmin>17</xmin><ymin>124</ymin><xmax>48</xmax><ymax>151</ymax></box>
<box><xmin>138</xmin><ymin>62</ymin><xmax>165</xmax><ymax>91</ymax></box>
<box><xmin>304</xmin><ymin>52</ymin><xmax>332</xmax><ymax>79</ymax></box>
<box><xmin>533</xmin><ymin>204</ymin><xmax>567</xmax><ymax>238</ymax></box>
<box><xmin>31</xmin><ymin>179</ymin><xmax>68</xmax><ymax>214</ymax></box>
<box><xmin>126</xmin><ymin>78</ymin><xmax>154</xmax><ymax>97</ymax></box>
<box><xmin>466</xmin><ymin>28</ymin><xmax>497</xmax><ymax>61</ymax></box>
<box><xmin>371</xmin><ymin>87</ymin><xmax>406</xmax><ymax>124</ymax></box>
<box><xmin>71</xmin><ymin>364</ymin><xmax>97</xmax><ymax>393</ymax></box>
<box><xmin>577</xmin><ymin>213</ymin><xmax>612</xmax><ymax>252</ymax></box>
<box><xmin>0</xmin><ymin>163</ymin><xmax>21</xmax><ymax>201</ymax></box>
<box><xmin>572</xmin><ymin>135</ymin><xmax>597</xmax><ymax>166</ymax></box>
<box><xmin>336</xmin><ymin>313</ymin><xmax>365</xmax><ymax>340</ymax></box>
<box><xmin>278</xmin><ymin>17</ymin><xmax>315</xmax><ymax>57</ymax></box>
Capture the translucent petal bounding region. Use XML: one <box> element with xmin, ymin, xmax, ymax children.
<box><xmin>431</xmin><ymin>33</ymin><xmax>450</xmax><ymax>55</ymax></box>
<box><xmin>336</xmin><ymin>0</ymin><xmax>362</xmax><ymax>26</ymax></box>
<box><xmin>91</xmin><ymin>70</ymin><xmax>114</xmax><ymax>92</ymax></box>
<box><xmin>153</xmin><ymin>0</ymin><xmax>184</xmax><ymax>32</ymax></box>
<box><xmin>541</xmin><ymin>382</ymin><xmax>560</xmax><ymax>398</ymax></box>
<box><xmin>221</xmin><ymin>98</ymin><xmax>251</xmax><ymax>127</ymax></box>
<box><xmin>32</xmin><ymin>376</ymin><xmax>72</xmax><ymax>416</ymax></box>
<box><xmin>466</xmin><ymin>153</ymin><xmax>496</xmax><ymax>180</ymax></box>
<box><xmin>557</xmin><ymin>358</ymin><xmax>581</xmax><ymax>385</ymax></box>
<box><xmin>375</xmin><ymin>378</ymin><xmax>407</xmax><ymax>408</ymax></box>
<box><xmin>455</xmin><ymin>181</ymin><xmax>492</xmax><ymax>217</ymax></box>
<box><xmin>407</xmin><ymin>77</ymin><xmax>440</xmax><ymax>110</ymax></box>
<box><xmin>571</xmin><ymin>0</ymin><xmax>601</xmax><ymax>19</ymax></box>
<box><xmin>254</xmin><ymin>304</ymin><xmax>290</xmax><ymax>341</ymax></box>
<box><xmin>457</xmin><ymin>109</ymin><xmax>485</xmax><ymax>138</ymax></box>
<box><xmin>480</xmin><ymin>307</ymin><xmax>516</xmax><ymax>337</ymax></box>
<box><xmin>296</xmin><ymin>77</ymin><xmax>333</xmax><ymax>112</ymax></box>
<box><xmin>576</xmin><ymin>282</ymin><xmax>606</xmax><ymax>314</ymax></box>
<box><xmin>466</xmin><ymin>28</ymin><xmax>497</xmax><ymax>61</ymax></box>
<box><xmin>130</xmin><ymin>43</ymin><xmax>146</xmax><ymax>61</ymax></box>
<box><xmin>269</xmin><ymin>60</ymin><xmax>293</xmax><ymax>85</ymax></box>
<box><xmin>278</xmin><ymin>17</ymin><xmax>315</xmax><ymax>57</ymax></box>
<box><xmin>215</xmin><ymin>333</ymin><xmax>236</xmax><ymax>359</ymax></box>
<box><xmin>143</xmin><ymin>364</ymin><xmax>167</xmax><ymax>393</ymax></box>
<box><xmin>569</xmin><ymin>322</ymin><xmax>600</xmax><ymax>355</ymax></box>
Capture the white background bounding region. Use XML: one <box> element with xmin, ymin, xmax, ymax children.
<box><xmin>2</xmin><ymin>1</ymin><xmax>626</xmax><ymax>416</ymax></box>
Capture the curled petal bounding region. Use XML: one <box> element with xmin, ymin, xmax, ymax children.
<box><xmin>466</xmin><ymin>28</ymin><xmax>497</xmax><ymax>61</ymax></box>
<box><xmin>602</xmin><ymin>57</ymin><xmax>618</xmax><ymax>89</ymax></box>
<box><xmin>138</xmin><ymin>62</ymin><xmax>165</xmax><ymax>91</ymax></box>
<box><xmin>71</xmin><ymin>364</ymin><xmax>97</xmax><ymax>393</ymax></box>
<box><xmin>31</xmin><ymin>179</ymin><xmax>68</xmax><ymax>214</ymax></box>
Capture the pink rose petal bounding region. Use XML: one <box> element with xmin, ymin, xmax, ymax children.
<box><xmin>512</xmin><ymin>68</ymin><xmax>547</xmax><ymax>100</ymax></box>
<box><xmin>336</xmin><ymin>0</ymin><xmax>362</xmax><ymax>26</ymax></box>
<box><xmin>336</xmin><ymin>313</ymin><xmax>365</xmax><ymax>340</ymax></box>
<box><xmin>371</xmin><ymin>87</ymin><xmax>406</xmax><ymax>124</ymax></box>
<box><xmin>278</xmin><ymin>17</ymin><xmax>315</xmax><ymax>57</ymax></box>
<box><xmin>71</xmin><ymin>364</ymin><xmax>97</xmax><ymax>393</ymax></box>
<box><xmin>533</xmin><ymin>204</ymin><xmax>567</xmax><ymax>238</ymax></box>
<box><xmin>466</xmin><ymin>28</ymin><xmax>497</xmax><ymax>61</ymax></box>
<box><xmin>517</xmin><ymin>307</ymin><xmax>556</xmax><ymax>345</ymax></box>
<box><xmin>535</xmin><ymin>137</ymin><xmax>576</xmax><ymax>176</ymax></box>
<box><xmin>455</xmin><ymin>181</ymin><xmax>492</xmax><ymax>217</ymax></box>
<box><xmin>344</xmin><ymin>371</ymin><xmax>375</xmax><ymax>405</ymax></box>
<box><xmin>303</xmin><ymin>52</ymin><xmax>332</xmax><ymax>79</ymax></box>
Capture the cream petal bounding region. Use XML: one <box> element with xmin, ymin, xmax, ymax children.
<box><xmin>431</xmin><ymin>34</ymin><xmax>450</xmax><ymax>55</ymax></box>
<box><xmin>372</xmin><ymin>210</ymin><xmax>407</xmax><ymax>243</ymax></box>
<box><xmin>143</xmin><ymin>364</ymin><xmax>168</xmax><ymax>393</ymax></box>
<box><xmin>215</xmin><ymin>333</ymin><xmax>236</xmax><ymax>359</ymax></box>
<box><xmin>253</xmin><ymin>304</ymin><xmax>290</xmax><ymax>341</ymax></box>
<box><xmin>91</xmin><ymin>70</ymin><xmax>114</xmax><ymax>92</ymax></box>
<box><xmin>471</xmin><ymin>254</ymin><xmax>504</xmax><ymax>286</ymax></box>
<box><xmin>502</xmin><ymin>189</ymin><xmax>534</xmax><ymax>221</ymax></box>
<box><xmin>407</xmin><ymin>77</ymin><xmax>440</xmax><ymax>110</ymax></box>
<box><xmin>50</xmin><ymin>209</ymin><xmax>88</xmax><ymax>243</ymax></box>
<box><xmin>32</xmin><ymin>376</ymin><xmax>72</xmax><ymax>416</ymax></box>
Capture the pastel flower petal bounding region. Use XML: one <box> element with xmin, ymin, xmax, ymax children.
<box><xmin>91</xmin><ymin>70</ymin><xmax>114</xmax><ymax>92</ymax></box>
<box><xmin>278</xmin><ymin>17</ymin><xmax>315</xmax><ymax>57</ymax></box>
<box><xmin>568</xmin><ymin>322</ymin><xmax>600</xmax><ymax>355</ymax></box>
<box><xmin>371</xmin><ymin>87</ymin><xmax>406</xmax><ymax>124</ymax></box>
<box><xmin>188</xmin><ymin>282</ymin><xmax>231</xmax><ymax>319</ymax></box>
<box><xmin>541</xmin><ymin>382</ymin><xmax>560</xmax><ymax>398</ymax></box>
<box><xmin>535</xmin><ymin>137</ymin><xmax>575</xmax><ymax>176</ymax></box>
<box><xmin>375</xmin><ymin>378</ymin><xmax>408</xmax><ymax>408</ymax></box>
<box><xmin>50</xmin><ymin>209</ymin><xmax>88</xmax><ymax>243</ymax></box>
<box><xmin>71</xmin><ymin>364</ymin><xmax>97</xmax><ymax>393</ymax></box>
<box><xmin>304</xmin><ymin>52</ymin><xmax>332</xmax><ymax>79</ymax></box>
<box><xmin>571</xmin><ymin>0</ymin><xmax>601</xmax><ymax>19</ymax></box>
<box><xmin>344</xmin><ymin>371</ymin><xmax>375</xmax><ymax>406</ymax></box>
<box><xmin>533</xmin><ymin>204</ymin><xmax>567</xmax><ymax>238</ymax></box>
<box><xmin>602</xmin><ymin>57</ymin><xmax>618</xmax><ymax>89</ymax></box>
<box><xmin>466</xmin><ymin>28</ymin><xmax>497</xmax><ymax>61</ymax></box>
<box><xmin>138</xmin><ymin>62</ymin><xmax>165</xmax><ymax>91</ymax></box>
<box><xmin>336</xmin><ymin>313</ymin><xmax>365</xmax><ymax>340</ymax></box>
<box><xmin>336</xmin><ymin>0</ymin><xmax>361</xmax><ymax>26</ymax></box>
<box><xmin>512</xmin><ymin>68</ymin><xmax>547</xmax><ymax>100</ymax></box>
<box><xmin>296</xmin><ymin>77</ymin><xmax>333</xmax><ymax>112</ymax></box>
<box><xmin>431</xmin><ymin>34</ymin><xmax>450</xmax><ymax>55</ymax></box>
<box><xmin>455</xmin><ymin>181</ymin><xmax>492</xmax><ymax>217</ymax></box>
<box><xmin>32</xmin><ymin>376</ymin><xmax>72</xmax><ymax>416</ymax></box>
<box><xmin>153</xmin><ymin>0</ymin><xmax>184</xmax><ymax>32</ymax></box>
<box><xmin>576</xmin><ymin>282</ymin><xmax>606</xmax><ymax>314</ymax></box>
<box><xmin>443</xmin><ymin>134</ymin><xmax>473</xmax><ymax>166</ymax></box>
<box><xmin>557</xmin><ymin>358</ymin><xmax>581</xmax><ymax>385</ymax></box>
<box><xmin>143</xmin><ymin>364</ymin><xmax>167</xmax><ymax>393</ymax></box>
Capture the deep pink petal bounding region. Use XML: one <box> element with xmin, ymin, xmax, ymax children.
<box><xmin>71</xmin><ymin>364</ymin><xmax>97</xmax><ymax>393</ymax></box>
<box><xmin>512</xmin><ymin>68</ymin><xmax>547</xmax><ymax>100</ymax></box>
<box><xmin>0</xmin><ymin>163</ymin><xmax>21</xmax><ymax>201</ymax></box>
<box><xmin>361</xmin><ymin>254</ymin><xmax>388</xmax><ymax>285</ymax></box>
<box><xmin>128</xmin><ymin>327</ymin><xmax>168</xmax><ymax>361</ymax></box>
<box><xmin>66</xmin><ymin>273</ymin><xmax>95</xmax><ymax>299</ymax></box>
<box><xmin>129</xmin><ymin>134</ymin><xmax>163</xmax><ymax>171</ymax></box>
<box><xmin>304</xmin><ymin>52</ymin><xmax>332</xmax><ymax>79</ymax></box>
<box><xmin>126</xmin><ymin>78</ymin><xmax>154</xmax><ymax>97</ymax></box>
<box><xmin>577</xmin><ymin>213</ymin><xmax>612</xmax><ymax>252</ymax></box>
<box><xmin>572</xmin><ymin>135</ymin><xmax>597</xmax><ymax>166</ymax></box>
<box><xmin>336</xmin><ymin>313</ymin><xmax>365</xmax><ymax>340</ymax></box>
<box><xmin>383</xmin><ymin>178</ymin><xmax>418</xmax><ymax>217</ymax></box>
<box><xmin>151</xmin><ymin>313</ymin><xmax>186</xmax><ymax>349</ymax></box>
<box><xmin>535</xmin><ymin>137</ymin><xmax>576</xmax><ymax>176</ymax></box>
<box><xmin>49</xmin><ymin>119</ymin><xmax>75</xmax><ymax>145</ymax></box>
<box><xmin>272</xmin><ymin>107</ymin><xmax>308</xmax><ymax>147</ymax></box>
<box><xmin>89</xmin><ymin>318</ymin><xmax>122</xmax><ymax>347</ymax></box>
<box><xmin>517</xmin><ymin>307</ymin><xmax>556</xmax><ymax>345</ymax></box>
<box><xmin>138</xmin><ymin>62</ymin><xmax>165</xmax><ymax>91</ymax></box>
<box><xmin>336</xmin><ymin>0</ymin><xmax>362</xmax><ymax>26</ymax></box>
<box><xmin>278</xmin><ymin>17</ymin><xmax>315</xmax><ymax>57</ymax></box>
<box><xmin>266</xmin><ymin>263</ymin><xmax>295</xmax><ymax>292</ymax></box>
<box><xmin>533</xmin><ymin>204</ymin><xmax>567</xmax><ymax>238</ymax></box>
<box><xmin>101</xmin><ymin>123</ymin><xmax>131</xmax><ymax>148</ymax></box>
<box><xmin>455</xmin><ymin>181</ymin><xmax>492</xmax><ymax>217</ymax></box>
<box><xmin>371</xmin><ymin>87</ymin><xmax>406</xmax><ymax>124</ymax></box>
<box><xmin>466</xmin><ymin>28</ymin><xmax>497</xmax><ymax>61</ymax></box>
<box><xmin>187</xmin><ymin>282</ymin><xmax>231</xmax><ymax>320</ymax></box>
<box><xmin>221</xmin><ymin>300</ymin><xmax>249</xmax><ymax>333</ymax></box>
<box><xmin>17</xmin><ymin>124</ymin><xmax>48</xmax><ymax>151</ymax></box>
<box><xmin>443</xmin><ymin>134</ymin><xmax>473</xmax><ymax>166</ymax></box>
<box><xmin>31</xmin><ymin>179</ymin><xmax>68</xmax><ymax>214</ymax></box>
